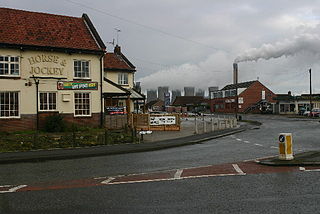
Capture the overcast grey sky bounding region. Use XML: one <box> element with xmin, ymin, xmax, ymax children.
<box><xmin>2</xmin><ymin>0</ymin><xmax>320</xmax><ymax>94</ymax></box>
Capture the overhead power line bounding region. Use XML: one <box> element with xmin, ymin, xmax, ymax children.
<box><xmin>65</xmin><ymin>0</ymin><xmax>226</xmax><ymax>51</ymax></box>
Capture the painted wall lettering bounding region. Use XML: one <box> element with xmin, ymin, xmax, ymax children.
<box><xmin>28</xmin><ymin>54</ymin><xmax>67</xmax><ymax>76</ymax></box>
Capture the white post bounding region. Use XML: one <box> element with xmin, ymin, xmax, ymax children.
<box><xmin>195</xmin><ymin>115</ymin><xmax>198</xmax><ymax>134</ymax></box>
<box><xmin>211</xmin><ymin>117</ymin><xmax>214</xmax><ymax>132</ymax></box>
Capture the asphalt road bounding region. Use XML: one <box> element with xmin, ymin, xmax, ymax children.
<box><xmin>1</xmin><ymin>115</ymin><xmax>320</xmax><ymax>213</ymax></box>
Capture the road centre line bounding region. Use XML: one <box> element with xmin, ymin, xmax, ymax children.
<box><xmin>254</xmin><ymin>143</ymin><xmax>263</xmax><ymax>147</ymax></box>
<box><xmin>174</xmin><ymin>169</ymin><xmax>183</xmax><ymax>179</ymax></box>
<box><xmin>270</xmin><ymin>146</ymin><xmax>278</xmax><ymax>149</ymax></box>
<box><xmin>243</xmin><ymin>141</ymin><xmax>250</xmax><ymax>143</ymax></box>
<box><xmin>232</xmin><ymin>164</ymin><xmax>246</xmax><ymax>175</ymax></box>
<box><xmin>236</xmin><ymin>138</ymin><xmax>242</xmax><ymax>141</ymax></box>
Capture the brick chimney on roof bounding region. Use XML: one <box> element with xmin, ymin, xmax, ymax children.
<box><xmin>114</xmin><ymin>45</ymin><xmax>121</xmax><ymax>55</ymax></box>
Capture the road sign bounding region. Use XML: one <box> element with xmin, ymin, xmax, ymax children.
<box><xmin>279</xmin><ymin>135</ymin><xmax>285</xmax><ymax>143</ymax></box>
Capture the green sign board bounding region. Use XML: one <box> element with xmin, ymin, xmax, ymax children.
<box><xmin>57</xmin><ymin>81</ymin><xmax>98</xmax><ymax>90</ymax></box>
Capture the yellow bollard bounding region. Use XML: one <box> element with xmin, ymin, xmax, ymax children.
<box><xmin>278</xmin><ymin>133</ymin><xmax>294</xmax><ymax>160</ymax></box>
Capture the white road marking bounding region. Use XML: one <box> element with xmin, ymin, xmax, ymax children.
<box><xmin>101</xmin><ymin>177</ymin><xmax>115</xmax><ymax>184</ymax></box>
<box><xmin>299</xmin><ymin>167</ymin><xmax>305</xmax><ymax>171</ymax></box>
<box><xmin>244</xmin><ymin>141</ymin><xmax>250</xmax><ymax>143</ymax></box>
<box><xmin>108</xmin><ymin>173</ymin><xmax>245</xmax><ymax>185</ymax></box>
<box><xmin>270</xmin><ymin>146</ymin><xmax>278</xmax><ymax>149</ymax></box>
<box><xmin>232</xmin><ymin>164</ymin><xmax>246</xmax><ymax>175</ymax></box>
<box><xmin>299</xmin><ymin>167</ymin><xmax>320</xmax><ymax>172</ymax></box>
<box><xmin>254</xmin><ymin>143</ymin><xmax>263</xmax><ymax>147</ymax></box>
<box><xmin>230</xmin><ymin>135</ymin><xmax>236</xmax><ymax>138</ymax></box>
<box><xmin>0</xmin><ymin>185</ymin><xmax>27</xmax><ymax>193</ymax></box>
<box><xmin>94</xmin><ymin>176</ymin><xmax>107</xmax><ymax>180</ymax></box>
<box><xmin>236</xmin><ymin>138</ymin><xmax>242</xmax><ymax>141</ymax></box>
<box><xmin>174</xmin><ymin>169</ymin><xmax>183</xmax><ymax>179</ymax></box>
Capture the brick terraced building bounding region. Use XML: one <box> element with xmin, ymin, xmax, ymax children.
<box><xmin>210</xmin><ymin>80</ymin><xmax>276</xmax><ymax>113</ymax></box>
<box><xmin>0</xmin><ymin>8</ymin><xmax>106</xmax><ymax>131</ymax></box>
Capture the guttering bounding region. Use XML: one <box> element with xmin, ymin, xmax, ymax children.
<box><xmin>0</xmin><ymin>43</ymin><xmax>104</xmax><ymax>55</ymax></box>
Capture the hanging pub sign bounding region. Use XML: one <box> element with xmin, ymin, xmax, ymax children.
<box><xmin>57</xmin><ymin>81</ymin><xmax>98</xmax><ymax>90</ymax></box>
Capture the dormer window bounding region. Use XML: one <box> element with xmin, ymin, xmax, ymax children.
<box><xmin>118</xmin><ymin>73</ymin><xmax>128</xmax><ymax>85</ymax></box>
<box><xmin>0</xmin><ymin>56</ymin><xmax>19</xmax><ymax>77</ymax></box>
<box><xmin>74</xmin><ymin>60</ymin><xmax>89</xmax><ymax>79</ymax></box>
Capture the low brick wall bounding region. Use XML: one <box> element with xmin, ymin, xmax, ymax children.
<box><xmin>0</xmin><ymin>113</ymin><xmax>101</xmax><ymax>132</ymax></box>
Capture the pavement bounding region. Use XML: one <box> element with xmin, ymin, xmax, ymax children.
<box><xmin>0</xmin><ymin>125</ymin><xmax>246</xmax><ymax>164</ymax></box>
<box><xmin>1</xmin><ymin>117</ymin><xmax>320</xmax><ymax>166</ymax></box>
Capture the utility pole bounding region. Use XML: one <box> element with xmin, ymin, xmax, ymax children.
<box><xmin>309</xmin><ymin>68</ymin><xmax>312</xmax><ymax>114</ymax></box>
<box><xmin>233</xmin><ymin>63</ymin><xmax>238</xmax><ymax>120</ymax></box>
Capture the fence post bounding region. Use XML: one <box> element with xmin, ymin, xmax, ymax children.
<box><xmin>211</xmin><ymin>117</ymin><xmax>214</xmax><ymax>132</ymax></box>
<box><xmin>195</xmin><ymin>115</ymin><xmax>198</xmax><ymax>134</ymax></box>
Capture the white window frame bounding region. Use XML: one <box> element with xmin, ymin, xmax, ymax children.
<box><xmin>39</xmin><ymin>92</ymin><xmax>57</xmax><ymax>112</ymax></box>
<box><xmin>0</xmin><ymin>91</ymin><xmax>20</xmax><ymax>118</ymax></box>
<box><xmin>74</xmin><ymin>92</ymin><xmax>91</xmax><ymax>117</ymax></box>
<box><xmin>73</xmin><ymin>60</ymin><xmax>90</xmax><ymax>79</ymax></box>
<box><xmin>0</xmin><ymin>56</ymin><xmax>20</xmax><ymax>77</ymax></box>
<box><xmin>118</xmin><ymin>73</ymin><xmax>129</xmax><ymax>85</ymax></box>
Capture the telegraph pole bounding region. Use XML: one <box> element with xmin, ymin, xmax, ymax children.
<box><xmin>309</xmin><ymin>68</ymin><xmax>312</xmax><ymax>114</ymax></box>
<box><xmin>233</xmin><ymin>63</ymin><xmax>238</xmax><ymax>120</ymax></box>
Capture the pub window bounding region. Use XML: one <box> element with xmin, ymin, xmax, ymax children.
<box><xmin>74</xmin><ymin>92</ymin><xmax>91</xmax><ymax>116</ymax></box>
<box><xmin>0</xmin><ymin>91</ymin><xmax>19</xmax><ymax>118</ymax></box>
<box><xmin>118</xmin><ymin>73</ymin><xmax>128</xmax><ymax>85</ymax></box>
<box><xmin>74</xmin><ymin>60</ymin><xmax>89</xmax><ymax>78</ymax></box>
<box><xmin>0</xmin><ymin>56</ymin><xmax>19</xmax><ymax>76</ymax></box>
<box><xmin>40</xmin><ymin>92</ymin><xmax>57</xmax><ymax>111</ymax></box>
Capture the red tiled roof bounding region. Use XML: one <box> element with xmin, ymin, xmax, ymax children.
<box><xmin>0</xmin><ymin>7</ymin><xmax>103</xmax><ymax>52</ymax></box>
<box><xmin>104</xmin><ymin>52</ymin><xmax>135</xmax><ymax>71</ymax></box>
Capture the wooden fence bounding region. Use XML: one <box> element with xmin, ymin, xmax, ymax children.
<box><xmin>105</xmin><ymin>115</ymin><xmax>127</xmax><ymax>130</ymax></box>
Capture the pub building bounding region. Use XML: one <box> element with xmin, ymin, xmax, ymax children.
<box><xmin>0</xmin><ymin>7</ymin><xmax>106</xmax><ymax>131</ymax></box>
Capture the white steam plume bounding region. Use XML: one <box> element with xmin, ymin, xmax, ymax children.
<box><xmin>234</xmin><ymin>34</ymin><xmax>320</xmax><ymax>63</ymax></box>
<box><xmin>138</xmin><ymin>52</ymin><xmax>231</xmax><ymax>91</ymax></box>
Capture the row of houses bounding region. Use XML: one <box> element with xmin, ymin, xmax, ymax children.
<box><xmin>147</xmin><ymin>80</ymin><xmax>319</xmax><ymax>115</ymax></box>
<box><xmin>0</xmin><ymin>7</ymin><xmax>144</xmax><ymax>131</ymax></box>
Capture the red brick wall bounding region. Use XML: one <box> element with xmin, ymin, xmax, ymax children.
<box><xmin>238</xmin><ymin>81</ymin><xmax>276</xmax><ymax>112</ymax></box>
<box><xmin>62</xmin><ymin>113</ymin><xmax>101</xmax><ymax>128</ymax></box>
<box><xmin>0</xmin><ymin>113</ymin><xmax>101</xmax><ymax>132</ymax></box>
<box><xmin>0</xmin><ymin>114</ymin><xmax>36</xmax><ymax>132</ymax></box>
<box><xmin>210</xmin><ymin>81</ymin><xmax>276</xmax><ymax>113</ymax></box>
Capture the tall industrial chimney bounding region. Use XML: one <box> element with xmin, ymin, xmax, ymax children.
<box><xmin>233</xmin><ymin>63</ymin><xmax>238</xmax><ymax>85</ymax></box>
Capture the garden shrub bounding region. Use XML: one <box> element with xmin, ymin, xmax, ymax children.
<box><xmin>44</xmin><ymin>114</ymin><xmax>66</xmax><ymax>132</ymax></box>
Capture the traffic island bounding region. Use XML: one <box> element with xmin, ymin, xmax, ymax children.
<box><xmin>258</xmin><ymin>151</ymin><xmax>320</xmax><ymax>166</ymax></box>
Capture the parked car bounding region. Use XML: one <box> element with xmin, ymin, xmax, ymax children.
<box><xmin>298</xmin><ymin>107</ymin><xmax>307</xmax><ymax>115</ymax></box>
<box><xmin>303</xmin><ymin>110</ymin><xmax>310</xmax><ymax>116</ymax></box>
<box><xmin>310</xmin><ymin>108</ymin><xmax>320</xmax><ymax>117</ymax></box>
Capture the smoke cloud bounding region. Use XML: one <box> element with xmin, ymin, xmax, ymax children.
<box><xmin>234</xmin><ymin>34</ymin><xmax>320</xmax><ymax>63</ymax></box>
<box><xmin>137</xmin><ymin>52</ymin><xmax>232</xmax><ymax>91</ymax></box>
